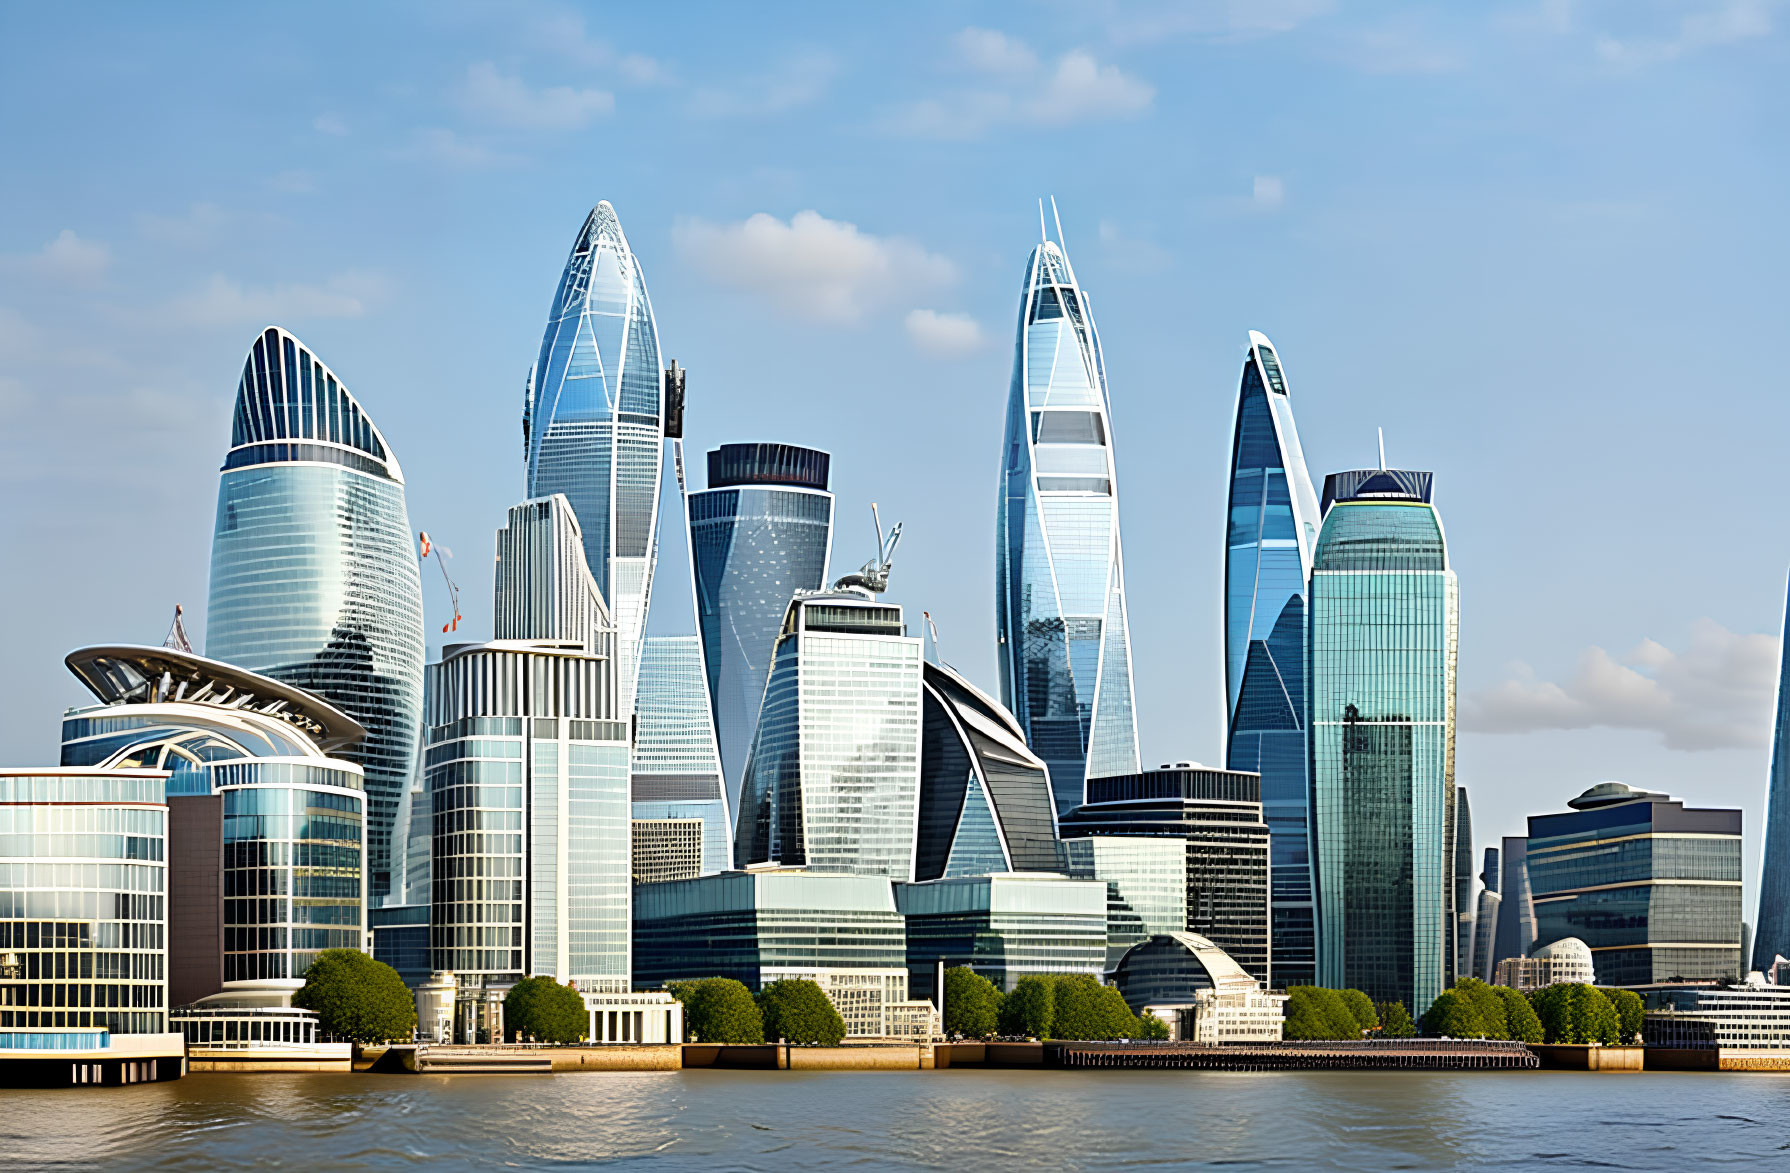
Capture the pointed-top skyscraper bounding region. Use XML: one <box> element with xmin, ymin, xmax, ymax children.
<box><xmin>996</xmin><ymin>209</ymin><xmax>1140</xmax><ymax>816</ymax></box>
<box><xmin>525</xmin><ymin>201</ymin><xmax>665</xmax><ymax>719</ymax></box>
<box><xmin>1223</xmin><ymin>330</ymin><xmax>1323</xmax><ymax>986</ymax></box>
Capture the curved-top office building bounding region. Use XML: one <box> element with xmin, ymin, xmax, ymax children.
<box><xmin>205</xmin><ymin>326</ymin><xmax>424</xmax><ymax>904</ymax></box>
<box><xmin>1221</xmin><ymin>330</ymin><xmax>1323</xmax><ymax>987</ymax></box>
<box><xmin>995</xmin><ymin>224</ymin><xmax>1140</xmax><ymax>816</ymax></box>
<box><xmin>690</xmin><ymin>443</ymin><xmax>834</xmax><ymax>817</ymax></box>
<box><xmin>525</xmin><ymin>201</ymin><xmax>666</xmax><ymax>721</ymax></box>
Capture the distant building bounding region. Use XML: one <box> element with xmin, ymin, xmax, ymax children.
<box><xmin>0</xmin><ymin>768</ymin><xmax>186</xmax><ymax>1086</ymax></box>
<box><xmin>1454</xmin><ymin>785</ymin><xmax>1474</xmax><ymax>984</ymax></box>
<box><xmin>1753</xmin><ymin>576</ymin><xmax>1790</xmax><ymax>972</ymax></box>
<box><xmin>632</xmin><ymin>818</ymin><xmax>704</xmax><ymax>885</ymax></box>
<box><xmin>1309</xmin><ymin>468</ymin><xmax>1457</xmax><ymax>1019</ymax></box>
<box><xmin>1491</xmin><ymin>835</ymin><xmax>1535</xmax><ymax>976</ymax></box>
<box><xmin>1472</xmin><ymin>846</ymin><xmax>1502</xmax><ymax>982</ymax></box>
<box><xmin>689</xmin><ymin>443</ymin><xmax>834</xmax><ymax>819</ymax></box>
<box><xmin>631</xmin><ymin>635</ymin><xmax>729</xmax><ymax>874</ymax></box>
<box><xmin>1494</xmin><ymin>937</ymin><xmax>1596</xmax><ymax>991</ymax></box>
<box><xmin>1528</xmin><ymin>782</ymin><xmax>1743</xmax><ymax>986</ymax></box>
<box><xmin>1114</xmin><ymin>932</ymin><xmax>1287</xmax><ymax>1043</ymax></box>
<box><xmin>1646</xmin><ymin>977</ymin><xmax>1790</xmax><ymax>1069</ymax></box>
<box><xmin>1059</xmin><ymin>764</ymin><xmax>1271</xmax><ymax>984</ymax></box>
<box><xmin>896</xmin><ymin>873</ymin><xmax>1107</xmax><ymax>1001</ymax></box>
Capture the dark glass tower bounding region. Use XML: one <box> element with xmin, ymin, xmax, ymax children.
<box><xmin>1754</xmin><ymin>578</ymin><xmax>1790</xmax><ymax>971</ymax></box>
<box><xmin>1222</xmin><ymin>331</ymin><xmax>1322</xmax><ymax>987</ymax></box>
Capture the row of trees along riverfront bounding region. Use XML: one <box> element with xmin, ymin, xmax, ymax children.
<box><xmin>1423</xmin><ymin>978</ymin><xmax>1644</xmax><ymax>1044</ymax></box>
<box><xmin>669</xmin><ymin>977</ymin><xmax>849</xmax><ymax>1045</ymax></box>
<box><xmin>942</xmin><ymin>969</ymin><xmax>1169</xmax><ymax>1041</ymax></box>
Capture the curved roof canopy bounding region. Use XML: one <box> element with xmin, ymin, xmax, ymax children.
<box><xmin>1119</xmin><ymin>931</ymin><xmax>1260</xmax><ymax>994</ymax></box>
<box><xmin>1568</xmin><ymin>780</ymin><xmax>1668</xmax><ymax>810</ymax></box>
<box><xmin>66</xmin><ymin>644</ymin><xmax>366</xmax><ymax>753</ymax></box>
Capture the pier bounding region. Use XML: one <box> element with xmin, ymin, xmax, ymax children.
<box><xmin>1051</xmin><ymin>1040</ymin><xmax>1540</xmax><ymax>1071</ymax></box>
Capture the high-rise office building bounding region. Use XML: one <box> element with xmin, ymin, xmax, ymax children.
<box><xmin>1454</xmin><ymin>785</ymin><xmax>1474</xmax><ymax>984</ymax></box>
<box><xmin>1472</xmin><ymin>846</ymin><xmax>1501</xmax><ymax>982</ymax></box>
<box><xmin>1492</xmin><ymin>835</ymin><xmax>1536</xmax><ymax>974</ymax></box>
<box><xmin>995</xmin><ymin>222</ymin><xmax>1139</xmax><ymax>817</ymax></box>
<box><xmin>689</xmin><ymin>443</ymin><xmax>834</xmax><ymax>816</ymax></box>
<box><xmin>1755</xmin><ymin>577</ymin><xmax>1790</xmax><ymax>971</ymax></box>
<box><xmin>1309</xmin><ymin>468</ymin><xmax>1458</xmax><ymax>1016</ymax></box>
<box><xmin>427</xmin><ymin>498</ymin><xmax>631</xmax><ymax>992</ymax></box>
<box><xmin>205</xmin><ymin>326</ymin><xmax>424</xmax><ymax>905</ymax></box>
<box><xmin>1060</xmin><ymin>765</ymin><xmax>1272</xmax><ymax>984</ymax></box>
<box><xmin>524</xmin><ymin>201</ymin><xmax>667</xmax><ymax>721</ymax></box>
<box><xmin>1528</xmin><ymin>782</ymin><xmax>1742</xmax><ymax>986</ymax></box>
<box><xmin>631</xmin><ymin>635</ymin><xmax>729</xmax><ymax>875</ymax></box>
<box><xmin>734</xmin><ymin>589</ymin><xmax>924</xmax><ymax>880</ymax></box>
<box><xmin>1221</xmin><ymin>331</ymin><xmax>1323</xmax><ymax>987</ymax></box>
<box><xmin>60</xmin><ymin>644</ymin><xmax>367</xmax><ymax>999</ymax></box>
<box><xmin>916</xmin><ymin>658</ymin><xmax>1065</xmax><ymax>880</ymax></box>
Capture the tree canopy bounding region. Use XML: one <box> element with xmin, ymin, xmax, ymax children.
<box><xmin>1454</xmin><ymin>978</ymin><xmax>1509</xmax><ymax>1039</ymax></box>
<box><xmin>1601</xmin><ymin>987</ymin><xmax>1645</xmax><ymax>1043</ymax></box>
<box><xmin>1135</xmin><ymin>1009</ymin><xmax>1171</xmax><ymax>1040</ymax></box>
<box><xmin>1284</xmin><ymin>987</ymin><xmax>1368</xmax><ymax>1040</ymax></box>
<box><xmin>1529</xmin><ymin>983</ymin><xmax>1620</xmax><ymax>1045</ymax></box>
<box><xmin>1422</xmin><ymin>989</ymin><xmax>1487</xmax><ymax>1038</ymax></box>
<box><xmin>1337</xmin><ymin>989</ymin><xmax>1380</xmax><ymax>1032</ymax></box>
<box><xmin>998</xmin><ymin>974</ymin><xmax>1055</xmax><ymax>1039</ymax></box>
<box><xmin>1050</xmin><ymin>974</ymin><xmax>1138</xmax><ymax>1041</ymax></box>
<box><xmin>292</xmin><ymin>949</ymin><xmax>416</xmax><ymax>1044</ymax></box>
<box><xmin>757</xmin><ymin>979</ymin><xmax>846</xmax><ymax>1046</ymax></box>
<box><xmin>1496</xmin><ymin>986</ymin><xmax>1544</xmax><ymax>1043</ymax></box>
<box><xmin>669</xmin><ymin>977</ymin><xmax>764</xmax><ymax>1044</ymax></box>
<box><xmin>1375</xmin><ymin>1000</ymin><xmax>1417</xmax><ymax>1038</ymax></box>
<box><xmin>941</xmin><ymin>967</ymin><xmax>1002</xmax><ymax>1039</ymax></box>
<box><xmin>504</xmin><ymin>976</ymin><xmax>587</xmax><ymax>1044</ymax></box>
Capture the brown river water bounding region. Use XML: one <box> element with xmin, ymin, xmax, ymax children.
<box><xmin>5</xmin><ymin>1068</ymin><xmax>1790</xmax><ymax>1170</ymax></box>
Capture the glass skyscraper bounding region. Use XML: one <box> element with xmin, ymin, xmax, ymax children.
<box><xmin>525</xmin><ymin>201</ymin><xmax>666</xmax><ymax>722</ymax></box>
<box><xmin>205</xmin><ymin>326</ymin><xmax>424</xmax><ymax>905</ymax></box>
<box><xmin>995</xmin><ymin>225</ymin><xmax>1139</xmax><ymax>817</ymax></box>
<box><xmin>1309</xmin><ymin>468</ymin><xmax>1457</xmax><ymax>1017</ymax></box>
<box><xmin>689</xmin><ymin>443</ymin><xmax>834</xmax><ymax>818</ymax></box>
<box><xmin>1755</xmin><ymin>577</ymin><xmax>1790</xmax><ymax>971</ymax></box>
<box><xmin>631</xmin><ymin>634</ymin><xmax>730</xmax><ymax>875</ymax></box>
<box><xmin>1222</xmin><ymin>330</ymin><xmax>1323</xmax><ymax>987</ymax></box>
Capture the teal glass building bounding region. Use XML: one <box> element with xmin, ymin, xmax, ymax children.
<box><xmin>1222</xmin><ymin>331</ymin><xmax>1323</xmax><ymax>987</ymax></box>
<box><xmin>1309</xmin><ymin>469</ymin><xmax>1457</xmax><ymax>1016</ymax></box>
<box><xmin>205</xmin><ymin>327</ymin><xmax>423</xmax><ymax>905</ymax></box>
<box><xmin>995</xmin><ymin>222</ymin><xmax>1139</xmax><ymax>816</ymax></box>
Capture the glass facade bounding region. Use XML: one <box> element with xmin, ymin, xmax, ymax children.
<box><xmin>995</xmin><ymin>233</ymin><xmax>1139</xmax><ymax>816</ymax></box>
<box><xmin>734</xmin><ymin>594</ymin><xmax>923</xmax><ymax>881</ymax></box>
<box><xmin>1528</xmin><ymin>784</ymin><xmax>1742</xmax><ymax>987</ymax></box>
<box><xmin>896</xmin><ymin>873</ymin><xmax>1107</xmax><ymax>999</ymax></box>
<box><xmin>1454</xmin><ymin>785</ymin><xmax>1474</xmax><ymax>981</ymax></box>
<box><xmin>689</xmin><ymin>444</ymin><xmax>834</xmax><ymax>817</ymax></box>
<box><xmin>524</xmin><ymin>201</ymin><xmax>665</xmax><ymax>722</ymax></box>
<box><xmin>206</xmin><ymin>326</ymin><xmax>424</xmax><ymax>905</ymax></box>
<box><xmin>1754</xmin><ymin>578</ymin><xmax>1790</xmax><ymax>971</ymax></box>
<box><xmin>631</xmin><ymin>635</ymin><xmax>729</xmax><ymax>874</ymax></box>
<box><xmin>1221</xmin><ymin>332</ymin><xmax>1322</xmax><ymax>987</ymax></box>
<box><xmin>370</xmin><ymin>903</ymin><xmax>430</xmax><ymax>988</ymax></box>
<box><xmin>0</xmin><ymin>770</ymin><xmax>169</xmax><ymax>1036</ymax></box>
<box><xmin>1309</xmin><ymin>472</ymin><xmax>1457</xmax><ymax>1016</ymax></box>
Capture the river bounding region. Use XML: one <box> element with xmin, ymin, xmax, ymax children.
<box><xmin>5</xmin><ymin>1069</ymin><xmax>1789</xmax><ymax>1170</ymax></box>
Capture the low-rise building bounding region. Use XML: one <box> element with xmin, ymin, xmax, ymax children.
<box><xmin>896</xmin><ymin>872</ymin><xmax>1106</xmax><ymax>1001</ymax></box>
<box><xmin>169</xmin><ymin>998</ymin><xmax>349</xmax><ymax>1071</ymax></box>
<box><xmin>1114</xmin><ymin>932</ymin><xmax>1286</xmax><ymax>1044</ymax></box>
<box><xmin>584</xmin><ymin>990</ymin><xmax>684</xmax><ymax>1044</ymax></box>
<box><xmin>1494</xmin><ymin>937</ymin><xmax>1595</xmax><ymax>992</ymax></box>
<box><xmin>1644</xmin><ymin>976</ymin><xmax>1790</xmax><ymax>1069</ymax></box>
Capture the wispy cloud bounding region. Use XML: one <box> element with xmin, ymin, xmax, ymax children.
<box><xmin>524</xmin><ymin>6</ymin><xmax>670</xmax><ymax>81</ymax></box>
<box><xmin>165</xmin><ymin>271</ymin><xmax>389</xmax><ymax>327</ymax></box>
<box><xmin>674</xmin><ymin>210</ymin><xmax>956</xmax><ymax>324</ymax></box>
<box><xmin>886</xmin><ymin>30</ymin><xmax>1153</xmax><ymax>139</ymax></box>
<box><xmin>905</xmin><ymin>309</ymin><xmax>985</xmax><ymax>358</ymax></box>
<box><xmin>7</xmin><ymin>230</ymin><xmax>112</xmax><ymax>284</ymax></box>
<box><xmin>458</xmin><ymin>62</ymin><xmax>613</xmax><ymax>130</ymax></box>
<box><xmin>687</xmin><ymin>51</ymin><xmax>837</xmax><ymax>118</ymax></box>
<box><xmin>313</xmin><ymin>113</ymin><xmax>349</xmax><ymax>136</ymax></box>
<box><xmin>1460</xmin><ymin>620</ymin><xmax>1779</xmax><ymax>751</ymax></box>
<box><xmin>396</xmin><ymin>127</ymin><xmax>520</xmax><ymax>169</ymax></box>
<box><xmin>137</xmin><ymin>203</ymin><xmax>278</xmax><ymax>249</ymax></box>
<box><xmin>1594</xmin><ymin>0</ymin><xmax>1778</xmax><ymax>66</ymax></box>
<box><xmin>1100</xmin><ymin>0</ymin><xmax>1336</xmax><ymax>45</ymax></box>
<box><xmin>1253</xmin><ymin>176</ymin><xmax>1287</xmax><ymax>209</ymax></box>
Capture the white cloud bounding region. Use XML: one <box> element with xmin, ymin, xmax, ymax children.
<box><xmin>313</xmin><ymin>113</ymin><xmax>348</xmax><ymax>136</ymax></box>
<box><xmin>1460</xmin><ymin>620</ymin><xmax>1779</xmax><ymax>751</ymax></box>
<box><xmin>688</xmin><ymin>52</ymin><xmax>837</xmax><ymax>118</ymax></box>
<box><xmin>674</xmin><ymin>210</ymin><xmax>956</xmax><ymax>324</ymax></box>
<box><xmin>1102</xmin><ymin>0</ymin><xmax>1336</xmax><ymax>44</ymax></box>
<box><xmin>397</xmin><ymin>127</ymin><xmax>519</xmax><ymax>169</ymax></box>
<box><xmin>905</xmin><ymin>309</ymin><xmax>985</xmax><ymax>357</ymax></box>
<box><xmin>1325</xmin><ymin>22</ymin><xmax>1463</xmax><ymax>74</ymax></box>
<box><xmin>1097</xmin><ymin>219</ymin><xmax>1171</xmax><ymax>271</ymax></box>
<box><xmin>137</xmin><ymin>202</ymin><xmax>272</xmax><ymax>248</ymax></box>
<box><xmin>270</xmin><ymin>169</ymin><xmax>316</xmax><ymax>194</ymax></box>
<box><xmin>166</xmin><ymin>271</ymin><xmax>388</xmax><ymax>327</ymax></box>
<box><xmin>0</xmin><ymin>307</ymin><xmax>43</xmax><ymax>359</ymax></box>
<box><xmin>458</xmin><ymin>62</ymin><xmax>613</xmax><ymax>130</ymax></box>
<box><xmin>16</xmin><ymin>230</ymin><xmax>112</xmax><ymax>283</ymax></box>
<box><xmin>887</xmin><ymin>33</ymin><xmax>1153</xmax><ymax>139</ymax></box>
<box><xmin>1595</xmin><ymin>0</ymin><xmax>1777</xmax><ymax>66</ymax></box>
<box><xmin>1253</xmin><ymin>175</ymin><xmax>1286</xmax><ymax>208</ymax></box>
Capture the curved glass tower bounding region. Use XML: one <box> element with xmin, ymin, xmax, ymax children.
<box><xmin>1754</xmin><ymin>577</ymin><xmax>1790</xmax><ymax>972</ymax></box>
<box><xmin>996</xmin><ymin>226</ymin><xmax>1139</xmax><ymax>816</ymax></box>
<box><xmin>1309</xmin><ymin>469</ymin><xmax>1457</xmax><ymax>1018</ymax></box>
<box><xmin>1222</xmin><ymin>330</ymin><xmax>1322</xmax><ymax>986</ymax></box>
<box><xmin>525</xmin><ymin>201</ymin><xmax>665</xmax><ymax>720</ymax></box>
<box><xmin>690</xmin><ymin>443</ymin><xmax>834</xmax><ymax>817</ymax></box>
<box><xmin>206</xmin><ymin>326</ymin><xmax>423</xmax><ymax>904</ymax></box>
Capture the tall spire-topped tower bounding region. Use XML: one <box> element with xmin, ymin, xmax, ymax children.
<box><xmin>995</xmin><ymin>207</ymin><xmax>1139</xmax><ymax>816</ymax></box>
<box><xmin>525</xmin><ymin>201</ymin><xmax>666</xmax><ymax>720</ymax></box>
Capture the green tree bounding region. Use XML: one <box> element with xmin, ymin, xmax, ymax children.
<box><xmin>998</xmin><ymin>974</ymin><xmax>1055</xmax><ymax>1038</ymax></box>
<box><xmin>1283</xmin><ymin>987</ymin><xmax>1365</xmax><ymax>1040</ymax></box>
<box><xmin>1495</xmin><ymin>985</ymin><xmax>1544</xmax><ymax>1043</ymax></box>
<box><xmin>504</xmin><ymin>976</ymin><xmax>587</xmax><ymax>1044</ymax></box>
<box><xmin>1580</xmin><ymin>985</ymin><xmax>1622</xmax><ymax>1045</ymax></box>
<box><xmin>292</xmin><ymin>949</ymin><xmax>416</xmax><ymax>1044</ymax></box>
<box><xmin>1337</xmin><ymin>988</ymin><xmax>1380</xmax><ymax>1033</ymax></box>
<box><xmin>1376</xmin><ymin>1001</ymin><xmax>1418</xmax><ymax>1038</ymax></box>
<box><xmin>1602</xmin><ymin>987</ymin><xmax>1644</xmax><ymax>1043</ymax></box>
<box><xmin>669</xmin><ymin>977</ymin><xmax>765</xmax><ymax>1044</ymax></box>
<box><xmin>1135</xmin><ymin>1009</ymin><xmax>1171</xmax><ymax>1040</ymax></box>
<box><xmin>1049</xmin><ymin>975</ymin><xmax>1137</xmax><ymax>1041</ymax></box>
<box><xmin>1454</xmin><ymin>978</ymin><xmax>1509</xmax><ymax>1040</ymax></box>
<box><xmin>757</xmin><ymin>979</ymin><xmax>846</xmax><ymax>1046</ymax></box>
<box><xmin>1421</xmin><ymin>989</ymin><xmax>1487</xmax><ymax>1038</ymax></box>
<box><xmin>1529</xmin><ymin>983</ymin><xmax>1621</xmax><ymax>1044</ymax></box>
<box><xmin>941</xmin><ymin>967</ymin><xmax>1003</xmax><ymax>1039</ymax></box>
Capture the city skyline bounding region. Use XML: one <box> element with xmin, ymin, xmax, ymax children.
<box><xmin>4</xmin><ymin>3</ymin><xmax>1787</xmax><ymax>908</ymax></box>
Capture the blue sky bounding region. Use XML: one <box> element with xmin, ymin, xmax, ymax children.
<box><xmin>2</xmin><ymin>1</ymin><xmax>1786</xmax><ymax>902</ymax></box>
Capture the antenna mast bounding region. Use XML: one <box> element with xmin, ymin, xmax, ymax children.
<box><xmin>1378</xmin><ymin>427</ymin><xmax>1386</xmax><ymax>471</ymax></box>
<box><xmin>420</xmin><ymin>531</ymin><xmax>462</xmax><ymax>634</ymax></box>
<box><xmin>1050</xmin><ymin>196</ymin><xmax>1066</xmax><ymax>255</ymax></box>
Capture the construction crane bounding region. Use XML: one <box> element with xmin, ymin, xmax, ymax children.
<box><xmin>834</xmin><ymin>503</ymin><xmax>902</xmax><ymax>595</ymax></box>
<box><xmin>419</xmin><ymin>531</ymin><xmax>462</xmax><ymax>634</ymax></box>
